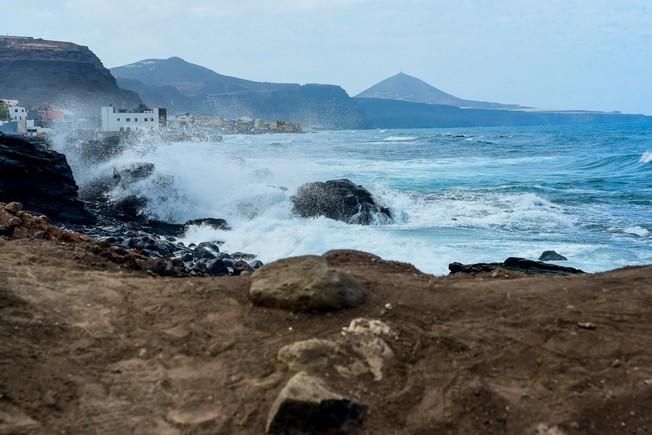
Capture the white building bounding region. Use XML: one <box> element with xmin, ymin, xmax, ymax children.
<box><xmin>1</xmin><ymin>99</ymin><xmax>27</xmax><ymax>121</ymax></box>
<box><xmin>100</xmin><ymin>106</ymin><xmax>167</xmax><ymax>132</ymax></box>
<box><xmin>9</xmin><ymin>106</ymin><xmax>27</xmax><ymax>121</ymax></box>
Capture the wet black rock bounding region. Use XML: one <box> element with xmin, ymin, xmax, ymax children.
<box><xmin>77</xmin><ymin>136</ymin><xmax>123</xmax><ymax>164</ymax></box>
<box><xmin>291</xmin><ymin>179</ymin><xmax>392</xmax><ymax>225</ymax></box>
<box><xmin>111</xmin><ymin>195</ymin><xmax>149</xmax><ymax>221</ymax></box>
<box><xmin>79</xmin><ymin>162</ymin><xmax>155</xmax><ymax>205</ymax></box>
<box><xmin>192</xmin><ymin>241</ymin><xmax>220</xmax><ymax>261</ymax></box>
<box><xmin>184</xmin><ymin>218</ymin><xmax>231</xmax><ymax>231</ymax></box>
<box><xmin>232</xmin><ymin>260</ymin><xmax>254</xmax><ymax>275</ymax></box>
<box><xmin>232</xmin><ymin>252</ymin><xmax>257</xmax><ymax>261</ymax></box>
<box><xmin>538</xmin><ymin>250</ymin><xmax>568</xmax><ymax>261</ymax></box>
<box><xmin>249</xmin><ymin>259</ymin><xmax>265</xmax><ymax>270</ymax></box>
<box><xmin>113</xmin><ymin>162</ymin><xmax>155</xmax><ymax>184</ymax></box>
<box><xmin>205</xmin><ymin>258</ymin><xmax>230</xmax><ymax>276</ymax></box>
<box><xmin>0</xmin><ymin>135</ymin><xmax>95</xmax><ymax>224</ymax></box>
<box><xmin>143</xmin><ymin>220</ymin><xmax>186</xmax><ymax>237</ymax></box>
<box><xmin>449</xmin><ymin>257</ymin><xmax>584</xmax><ymax>276</ymax></box>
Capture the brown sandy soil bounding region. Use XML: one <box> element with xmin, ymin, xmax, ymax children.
<box><xmin>1</xmin><ymin>219</ymin><xmax>652</xmax><ymax>434</ymax></box>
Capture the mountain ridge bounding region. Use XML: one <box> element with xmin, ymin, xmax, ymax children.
<box><xmin>111</xmin><ymin>57</ymin><xmax>298</xmax><ymax>97</ymax></box>
<box><xmin>111</xmin><ymin>57</ymin><xmax>363</xmax><ymax>128</ymax></box>
<box><xmin>356</xmin><ymin>72</ymin><xmax>524</xmax><ymax>110</ymax></box>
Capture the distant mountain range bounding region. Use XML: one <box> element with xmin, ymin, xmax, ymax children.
<box><xmin>356</xmin><ymin>72</ymin><xmax>524</xmax><ymax>110</ymax></box>
<box><xmin>1</xmin><ymin>35</ymin><xmax>649</xmax><ymax>129</ymax></box>
<box><xmin>114</xmin><ymin>58</ymin><xmax>650</xmax><ymax>129</ymax></box>
<box><xmin>111</xmin><ymin>57</ymin><xmax>362</xmax><ymax>129</ymax></box>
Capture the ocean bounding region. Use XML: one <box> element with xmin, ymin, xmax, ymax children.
<box><xmin>65</xmin><ymin>123</ymin><xmax>652</xmax><ymax>275</ymax></box>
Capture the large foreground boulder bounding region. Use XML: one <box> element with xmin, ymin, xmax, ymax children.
<box><xmin>266</xmin><ymin>371</ymin><xmax>365</xmax><ymax>434</ymax></box>
<box><xmin>292</xmin><ymin>179</ymin><xmax>392</xmax><ymax>225</ymax></box>
<box><xmin>449</xmin><ymin>257</ymin><xmax>584</xmax><ymax>276</ymax></box>
<box><xmin>249</xmin><ymin>255</ymin><xmax>366</xmax><ymax>312</ymax></box>
<box><xmin>0</xmin><ymin>135</ymin><xmax>95</xmax><ymax>224</ymax></box>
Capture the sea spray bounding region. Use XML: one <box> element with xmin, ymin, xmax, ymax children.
<box><xmin>50</xmin><ymin>125</ymin><xmax>652</xmax><ymax>275</ymax></box>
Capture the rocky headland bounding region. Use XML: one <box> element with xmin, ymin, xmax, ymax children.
<box><xmin>0</xmin><ymin>36</ymin><xmax>140</xmax><ymax>112</ymax></box>
<box><xmin>1</xmin><ymin>135</ymin><xmax>652</xmax><ymax>434</ymax></box>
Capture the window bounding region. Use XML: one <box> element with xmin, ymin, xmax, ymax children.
<box><xmin>126</xmin><ymin>118</ymin><xmax>131</xmax><ymax>122</ymax></box>
<box><xmin>117</xmin><ymin>118</ymin><xmax>120</xmax><ymax>121</ymax></box>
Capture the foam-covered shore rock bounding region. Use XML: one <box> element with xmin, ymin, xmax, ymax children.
<box><xmin>0</xmin><ymin>135</ymin><xmax>95</xmax><ymax>224</ymax></box>
<box><xmin>249</xmin><ymin>255</ymin><xmax>366</xmax><ymax>311</ymax></box>
<box><xmin>292</xmin><ymin>179</ymin><xmax>392</xmax><ymax>225</ymax></box>
<box><xmin>539</xmin><ymin>250</ymin><xmax>568</xmax><ymax>261</ymax></box>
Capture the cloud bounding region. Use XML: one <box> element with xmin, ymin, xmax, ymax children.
<box><xmin>189</xmin><ymin>0</ymin><xmax>365</xmax><ymax>17</ymax></box>
<box><xmin>65</xmin><ymin>0</ymin><xmax>366</xmax><ymax>19</ymax></box>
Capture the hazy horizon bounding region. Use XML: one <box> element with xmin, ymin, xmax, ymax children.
<box><xmin>4</xmin><ymin>0</ymin><xmax>652</xmax><ymax>114</ymax></box>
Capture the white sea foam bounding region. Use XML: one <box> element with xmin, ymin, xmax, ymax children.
<box><xmin>623</xmin><ymin>226</ymin><xmax>650</xmax><ymax>237</ymax></box>
<box><xmin>641</xmin><ymin>151</ymin><xmax>652</xmax><ymax>163</ymax></box>
<box><xmin>383</xmin><ymin>136</ymin><xmax>419</xmax><ymax>142</ymax></box>
<box><xmin>57</xmin><ymin>131</ymin><xmax>652</xmax><ymax>275</ymax></box>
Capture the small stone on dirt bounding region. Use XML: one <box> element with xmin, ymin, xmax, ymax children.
<box><xmin>277</xmin><ymin>339</ymin><xmax>340</xmax><ymax>370</ymax></box>
<box><xmin>266</xmin><ymin>371</ymin><xmax>365</xmax><ymax>434</ymax></box>
<box><xmin>4</xmin><ymin>202</ymin><xmax>23</xmax><ymax>214</ymax></box>
<box><xmin>343</xmin><ymin>318</ymin><xmax>396</xmax><ymax>338</ymax></box>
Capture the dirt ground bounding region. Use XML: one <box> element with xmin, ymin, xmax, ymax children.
<box><xmin>1</xmin><ymin>234</ymin><xmax>652</xmax><ymax>434</ymax></box>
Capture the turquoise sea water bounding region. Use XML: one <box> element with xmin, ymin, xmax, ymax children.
<box><xmin>72</xmin><ymin>123</ymin><xmax>652</xmax><ymax>275</ymax></box>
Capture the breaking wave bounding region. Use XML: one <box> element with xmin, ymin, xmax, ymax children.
<box><xmin>54</xmin><ymin>124</ymin><xmax>652</xmax><ymax>275</ymax></box>
<box><xmin>383</xmin><ymin>135</ymin><xmax>419</xmax><ymax>142</ymax></box>
<box><xmin>641</xmin><ymin>151</ymin><xmax>652</xmax><ymax>163</ymax></box>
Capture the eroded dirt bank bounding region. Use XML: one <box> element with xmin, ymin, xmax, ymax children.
<box><xmin>1</xmin><ymin>222</ymin><xmax>652</xmax><ymax>434</ymax></box>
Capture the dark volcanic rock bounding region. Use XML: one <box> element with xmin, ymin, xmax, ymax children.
<box><xmin>192</xmin><ymin>242</ymin><xmax>220</xmax><ymax>261</ymax></box>
<box><xmin>184</xmin><ymin>218</ymin><xmax>230</xmax><ymax>231</ymax></box>
<box><xmin>449</xmin><ymin>257</ymin><xmax>584</xmax><ymax>276</ymax></box>
<box><xmin>111</xmin><ymin>195</ymin><xmax>148</xmax><ymax>221</ymax></box>
<box><xmin>0</xmin><ymin>135</ymin><xmax>95</xmax><ymax>224</ymax></box>
<box><xmin>77</xmin><ymin>136</ymin><xmax>124</xmax><ymax>164</ymax></box>
<box><xmin>205</xmin><ymin>258</ymin><xmax>230</xmax><ymax>276</ymax></box>
<box><xmin>539</xmin><ymin>250</ymin><xmax>568</xmax><ymax>261</ymax></box>
<box><xmin>292</xmin><ymin>179</ymin><xmax>392</xmax><ymax>225</ymax></box>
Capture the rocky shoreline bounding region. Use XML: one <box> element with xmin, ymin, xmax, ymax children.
<box><xmin>2</xmin><ymin>134</ymin><xmax>584</xmax><ymax>279</ymax></box>
<box><xmin>2</xmin><ymin>134</ymin><xmax>652</xmax><ymax>433</ymax></box>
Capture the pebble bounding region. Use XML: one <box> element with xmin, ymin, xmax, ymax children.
<box><xmin>4</xmin><ymin>202</ymin><xmax>23</xmax><ymax>214</ymax></box>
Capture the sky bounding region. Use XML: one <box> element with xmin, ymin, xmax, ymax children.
<box><xmin>4</xmin><ymin>0</ymin><xmax>652</xmax><ymax>114</ymax></box>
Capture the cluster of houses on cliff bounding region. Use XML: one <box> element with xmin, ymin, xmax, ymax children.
<box><xmin>0</xmin><ymin>99</ymin><xmax>46</xmax><ymax>135</ymax></box>
<box><xmin>1</xmin><ymin>98</ymin><xmax>301</xmax><ymax>139</ymax></box>
<box><xmin>0</xmin><ymin>98</ymin><xmax>82</xmax><ymax>136</ymax></box>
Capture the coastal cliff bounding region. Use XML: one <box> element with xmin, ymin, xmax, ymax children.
<box><xmin>0</xmin><ymin>36</ymin><xmax>140</xmax><ymax>112</ymax></box>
